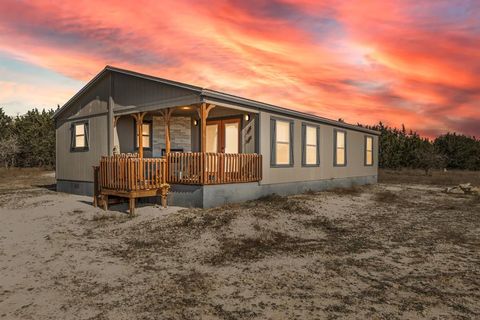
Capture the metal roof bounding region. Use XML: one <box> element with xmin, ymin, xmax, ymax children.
<box><xmin>54</xmin><ymin>65</ymin><xmax>379</xmax><ymax>135</ymax></box>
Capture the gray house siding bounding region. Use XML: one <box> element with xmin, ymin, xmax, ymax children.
<box><xmin>56</xmin><ymin>114</ymin><xmax>108</xmax><ymax>195</ymax></box>
<box><xmin>55</xmin><ymin>73</ymin><xmax>110</xmax><ymax>127</ymax></box>
<box><xmin>55</xmin><ymin>74</ymin><xmax>112</xmax><ymax>195</ymax></box>
<box><xmin>112</xmin><ymin>72</ymin><xmax>201</xmax><ymax>114</ymax></box>
<box><xmin>259</xmin><ymin>110</ymin><xmax>378</xmax><ymax>186</ymax></box>
<box><xmin>55</xmin><ymin>70</ymin><xmax>203</xmax><ymax>193</ymax></box>
<box><xmin>54</xmin><ymin>67</ymin><xmax>379</xmax><ymax>204</ymax></box>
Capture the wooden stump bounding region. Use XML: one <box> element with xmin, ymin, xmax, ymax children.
<box><xmin>129</xmin><ymin>198</ymin><xmax>135</xmax><ymax>215</ymax></box>
<box><xmin>102</xmin><ymin>195</ymin><xmax>108</xmax><ymax>211</ymax></box>
<box><xmin>160</xmin><ymin>184</ymin><xmax>170</xmax><ymax>208</ymax></box>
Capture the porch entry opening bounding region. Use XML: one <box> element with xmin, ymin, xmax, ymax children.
<box><xmin>206</xmin><ymin>118</ymin><xmax>240</xmax><ymax>153</ymax></box>
<box><xmin>206</xmin><ymin>118</ymin><xmax>241</xmax><ymax>174</ymax></box>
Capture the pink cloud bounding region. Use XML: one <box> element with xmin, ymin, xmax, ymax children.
<box><xmin>0</xmin><ymin>0</ymin><xmax>478</xmax><ymax>137</ymax></box>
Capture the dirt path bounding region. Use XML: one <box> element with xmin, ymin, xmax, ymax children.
<box><xmin>1</xmin><ymin>171</ymin><xmax>479</xmax><ymax>319</ymax></box>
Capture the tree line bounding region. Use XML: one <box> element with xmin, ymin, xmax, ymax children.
<box><xmin>0</xmin><ymin>107</ymin><xmax>55</xmax><ymax>168</ymax></box>
<box><xmin>363</xmin><ymin>123</ymin><xmax>480</xmax><ymax>173</ymax></box>
<box><xmin>0</xmin><ymin>107</ymin><xmax>479</xmax><ymax>172</ymax></box>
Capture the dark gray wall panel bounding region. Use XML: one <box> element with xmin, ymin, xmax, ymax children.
<box><xmin>113</xmin><ymin>72</ymin><xmax>200</xmax><ymax>110</ymax></box>
<box><xmin>56</xmin><ymin>74</ymin><xmax>110</xmax><ymax>127</ymax></box>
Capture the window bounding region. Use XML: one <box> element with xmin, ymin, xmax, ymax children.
<box><xmin>334</xmin><ymin>130</ymin><xmax>346</xmax><ymax>166</ymax></box>
<box><xmin>271</xmin><ymin>118</ymin><xmax>293</xmax><ymax>166</ymax></box>
<box><xmin>134</xmin><ymin>121</ymin><xmax>152</xmax><ymax>149</ymax></box>
<box><xmin>365</xmin><ymin>136</ymin><xmax>373</xmax><ymax>166</ymax></box>
<box><xmin>71</xmin><ymin>121</ymin><xmax>88</xmax><ymax>151</ymax></box>
<box><xmin>302</xmin><ymin>124</ymin><xmax>319</xmax><ymax>166</ymax></box>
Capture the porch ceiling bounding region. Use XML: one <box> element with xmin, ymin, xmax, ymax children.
<box><xmin>114</xmin><ymin>104</ymin><xmax>257</xmax><ymax>119</ymax></box>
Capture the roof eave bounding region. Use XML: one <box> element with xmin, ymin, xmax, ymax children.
<box><xmin>52</xmin><ymin>66</ymin><xmax>110</xmax><ymax>119</ymax></box>
<box><xmin>201</xmin><ymin>90</ymin><xmax>380</xmax><ymax>135</ymax></box>
<box><xmin>53</xmin><ymin>65</ymin><xmax>204</xmax><ymax>119</ymax></box>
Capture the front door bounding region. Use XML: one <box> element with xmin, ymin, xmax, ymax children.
<box><xmin>206</xmin><ymin>118</ymin><xmax>240</xmax><ymax>153</ymax></box>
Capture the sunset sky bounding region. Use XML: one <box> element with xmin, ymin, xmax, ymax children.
<box><xmin>0</xmin><ymin>0</ymin><xmax>479</xmax><ymax>137</ymax></box>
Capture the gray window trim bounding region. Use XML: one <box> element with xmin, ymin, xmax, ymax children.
<box><xmin>270</xmin><ymin>116</ymin><xmax>294</xmax><ymax>168</ymax></box>
<box><xmin>333</xmin><ymin>129</ymin><xmax>347</xmax><ymax>167</ymax></box>
<box><xmin>364</xmin><ymin>135</ymin><xmax>374</xmax><ymax>166</ymax></box>
<box><xmin>302</xmin><ymin>123</ymin><xmax>320</xmax><ymax>167</ymax></box>
<box><xmin>70</xmin><ymin>120</ymin><xmax>89</xmax><ymax>152</ymax></box>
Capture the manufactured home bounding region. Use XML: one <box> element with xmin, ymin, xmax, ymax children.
<box><xmin>54</xmin><ymin>66</ymin><xmax>379</xmax><ymax>210</ymax></box>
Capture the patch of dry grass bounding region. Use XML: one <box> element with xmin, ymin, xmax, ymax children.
<box><xmin>0</xmin><ymin>168</ymin><xmax>55</xmax><ymax>189</ymax></box>
<box><xmin>379</xmin><ymin>169</ymin><xmax>480</xmax><ymax>186</ymax></box>
<box><xmin>176</xmin><ymin>206</ymin><xmax>238</xmax><ymax>229</ymax></box>
<box><xmin>302</xmin><ymin>216</ymin><xmax>346</xmax><ymax>235</ymax></box>
<box><xmin>327</xmin><ymin>186</ymin><xmax>363</xmax><ymax>196</ymax></box>
<box><xmin>90</xmin><ymin>213</ymin><xmax>132</xmax><ymax>223</ymax></box>
<box><xmin>0</xmin><ymin>167</ymin><xmax>49</xmax><ymax>178</ymax></box>
<box><xmin>254</xmin><ymin>194</ymin><xmax>315</xmax><ymax>215</ymax></box>
<box><xmin>208</xmin><ymin>229</ymin><xmax>323</xmax><ymax>265</ymax></box>
<box><xmin>374</xmin><ymin>190</ymin><xmax>400</xmax><ymax>203</ymax></box>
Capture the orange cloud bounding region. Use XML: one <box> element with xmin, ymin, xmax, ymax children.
<box><xmin>0</xmin><ymin>0</ymin><xmax>478</xmax><ymax>137</ymax></box>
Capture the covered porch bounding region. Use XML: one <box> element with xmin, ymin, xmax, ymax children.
<box><xmin>95</xmin><ymin>102</ymin><xmax>262</xmax><ymax>212</ymax></box>
<box><xmin>115</xmin><ymin>102</ymin><xmax>262</xmax><ymax>183</ymax></box>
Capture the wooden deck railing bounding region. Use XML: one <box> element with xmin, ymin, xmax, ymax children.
<box><xmin>97</xmin><ymin>152</ymin><xmax>262</xmax><ymax>193</ymax></box>
<box><xmin>166</xmin><ymin>152</ymin><xmax>262</xmax><ymax>185</ymax></box>
<box><xmin>99</xmin><ymin>155</ymin><xmax>167</xmax><ymax>192</ymax></box>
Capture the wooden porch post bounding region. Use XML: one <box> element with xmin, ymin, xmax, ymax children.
<box><xmin>197</xmin><ymin>103</ymin><xmax>215</xmax><ymax>184</ymax></box>
<box><xmin>113</xmin><ymin>115</ymin><xmax>121</xmax><ymax>154</ymax></box>
<box><xmin>131</xmin><ymin>112</ymin><xmax>146</xmax><ymax>196</ymax></box>
<box><xmin>197</xmin><ymin>103</ymin><xmax>216</xmax><ymax>153</ymax></box>
<box><xmin>159</xmin><ymin>108</ymin><xmax>174</xmax><ymax>155</ymax></box>
<box><xmin>158</xmin><ymin>109</ymin><xmax>173</xmax><ymax>208</ymax></box>
<box><xmin>107</xmin><ymin>97</ymin><xmax>114</xmax><ymax>156</ymax></box>
<box><xmin>131</xmin><ymin>112</ymin><xmax>146</xmax><ymax>158</ymax></box>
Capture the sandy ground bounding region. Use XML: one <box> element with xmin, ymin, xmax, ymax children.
<box><xmin>0</xmin><ymin>169</ymin><xmax>479</xmax><ymax>319</ymax></box>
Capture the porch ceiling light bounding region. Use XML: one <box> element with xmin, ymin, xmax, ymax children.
<box><xmin>244</xmin><ymin>114</ymin><xmax>250</xmax><ymax>121</ymax></box>
<box><xmin>181</xmin><ymin>106</ymin><xmax>191</xmax><ymax>110</ymax></box>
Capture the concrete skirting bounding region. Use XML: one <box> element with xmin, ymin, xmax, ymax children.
<box><xmin>168</xmin><ymin>184</ymin><xmax>204</xmax><ymax>208</ymax></box>
<box><xmin>202</xmin><ymin>175</ymin><xmax>377</xmax><ymax>208</ymax></box>
<box><xmin>170</xmin><ymin>175</ymin><xmax>377</xmax><ymax>208</ymax></box>
<box><xmin>56</xmin><ymin>175</ymin><xmax>378</xmax><ymax>209</ymax></box>
<box><xmin>57</xmin><ymin>180</ymin><xmax>94</xmax><ymax>196</ymax></box>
